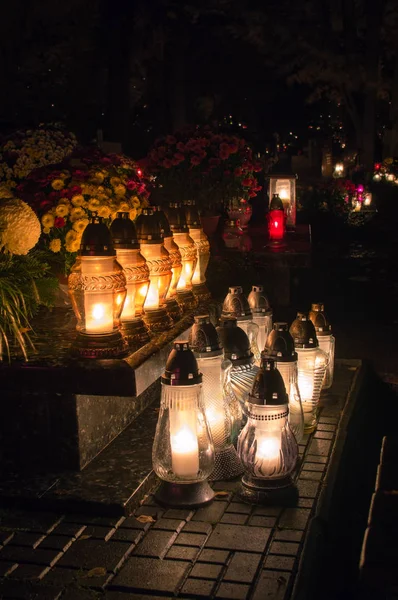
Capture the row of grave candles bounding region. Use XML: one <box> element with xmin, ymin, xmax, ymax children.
<box><xmin>152</xmin><ymin>288</ymin><xmax>335</xmax><ymax>506</ymax></box>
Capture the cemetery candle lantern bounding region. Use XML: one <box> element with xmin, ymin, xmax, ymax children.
<box><xmin>247</xmin><ymin>285</ymin><xmax>273</xmax><ymax>353</ymax></box>
<box><xmin>222</xmin><ymin>286</ymin><xmax>260</xmax><ymax>364</ymax></box>
<box><xmin>152</xmin><ymin>341</ymin><xmax>215</xmax><ymax>507</ymax></box>
<box><xmin>190</xmin><ymin>315</ymin><xmax>243</xmax><ymax>480</ymax></box>
<box><xmin>268</xmin><ymin>157</ymin><xmax>297</xmax><ymax>227</ymax></box>
<box><xmin>183</xmin><ymin>201</ymin><xmax>211</xmax><ymax>304</ymax></box>
<box><xmin>333</xmin><ymin>163</ymin><xmax>345</xmax><ymax>178</ymax></box>
<box><xmin>237</xmin><ymin>357</ymin><xmax>299</xmax><ymax>504</ymax></box>
<box><xmin>110</xmin><ymin>212</ymin><xmax>150</xmax><ymax>346</ymax></box>
<box><xmin>289</xmin><ymin>313</ymin><xmax>329</xmax><ymax>433</ymax></box>
<box><xmin>267</xmin><ymin>194</ymin><xmax>286</xmax><ymax>248</ymax></box>
<box><xmin>309</xmin><ymin>303</ymin><xmax>335</xmax><ymax>389</ymax></box>
<box><xmin>68</xmin><ymin>214</ymin><xmax>128</xmax><ymax>358</ymax></box>
<box><xmin>135</xmin><ymin>208</ymin><xmax>173</xmax><ymax>333</ymax></box>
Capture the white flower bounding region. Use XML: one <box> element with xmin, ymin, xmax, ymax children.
<box><xmin>0</xmin><ymin>197</ymin><xmax>41</xmax><ymax>255</ymax></box>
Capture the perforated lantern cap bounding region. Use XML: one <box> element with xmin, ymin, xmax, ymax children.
<box><xmin>189</xmin><ymin>315</ymin><xmax>223</xmax><ymax>358</ymax></box>
<box><xmin>264</xmin><ymin>322</ymin><xmax>297</xmax><ymax>362</ymax></box>
<box><xmin>247</xmin><ymin>285</ymin><xmax>272</xmax><ymax>315</ymax></box>
<box><xmin>135</xmin><ymin>207</ymin><xmax>163</xmax><ymax>243</ymax></box>
<box><xmin>161</xmin><ymin>341</ymin><xmax>202</xmax><ymax>386</ymax></box>
<box><xmin>152</xmin><ymin>206</ymin><xmax>172</xmax><ymax>238</ymax></box>
<box><xmin>80</xmin><ymin>214</ymin><xmax>114</xmax><ymax>256</ymax></box>
<box><xmin>216</xmin><ymin>317</ymin><xmax>254</xmax><ymax>366</ymax></box>
<box><xmin>110</xmin><ymin>212</ymin><xmax>140</xmax><ymax>249</ymax></box>
<box><xmin>269</xmin><ymin>194</ymin><xmax>284</xmax><ymax>211</ymax></box>
<box><xmin>221</xmin><ymin>286</ymin><xmax>253</xmax><ymax>321</ymax></box>
<box><xmin>163</xmin><ymin>203</ymin><xmax>189</xmax><ymax>234</ymax></box>
<box><xmin>309</xmin><ymin>303</ymin><xmax>332</xmax><ymax>336</ymax></box>
<box><xmin>183</xmin><ymin>201</ymin><xmax>201</xmax><ymax>229</ymax></box>
<box><xmin>289</xmin><ymin>312</ymin><xmax>319</xmax><ymax>349</ymax></box>
<box><xmin>249</xmin><ymin>357</ymin><xmax>288</xmax><ymax>406</ymax></box>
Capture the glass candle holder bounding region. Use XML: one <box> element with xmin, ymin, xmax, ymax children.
<box><xmin>110</xmin><ymin>212</ymin><xmax>150</xmax><ymax>346</ymax></box>
<box><xmin>184</xmin><ymin>200</ymin><xmax>211</xmax><ymax>304</ymax></box>
<box><xmin>190</xmin><ymin>315</ymin><xmax>243</xmax><ymax>479</ymax></box>
<box><xmin>309</xmin><ymin>302</ymin><xmax>335</xmax><ymax>389</ymax></box>
<box><xmin>268</xmin><ymin>194</ymin><xmax>286</xmax><ymax>247</ymax></box>
<box><xmin>237</xmin><ymin>357</ymin><xmax>298</xmax><ymax>503</ymax></box>
<box><xmin>222</xmin><ymin>286</ymin><xmax>260</xmax><ymax>364</ymax></box>
<box><xmin>247</xmin><ymin>285</ymin><xmax>273</xmax><ymax>354</ymax></box>
<box><xmin>223</xmin><ymin>219</ymin><xmax>244</xmax><ymax>249</ymax></box>
<box><xmin>152</xmin><ymin>341</ymin><xmax>215</xmax><ymax>507</ymax></box>
<box><xmin>290</xmin><ymin>313</ymin><xmax>329</xmax><ymax>433</ymax></box>
<box><xmin>263</xmin><ymin>322</ymin><xmax>304</xmax><ymax>442</ymax></box>
<box><xmin>135</xmin><ymin>208</ymin><xmax>173</xmax><ymax>333</ymax></box>
<box><xmin>268</xmin><ymin>159</ymin><xmax>297</xmax><ymax>228</ymax></box>
<box><xmin>68</xmin><ymin>215</ymin><xmax>128</xmax><ymax>358</ymax></box>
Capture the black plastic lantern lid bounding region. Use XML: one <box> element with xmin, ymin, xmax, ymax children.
<box><xmin>264</xmin><ymin>322</ymin><xmax>297</xmax><ymax>362</ymax></box>
<box><xmin>268</xmin><ymin>155</ymin><xmax>296</xmax><ymax>178</ymax></box>
<box><xmin>161</xmin><ymin>341</ymin><xmax>202</xmax><ymax>386</ymax></box>
<box><xmin>80</xmin><ymin>214</ymin><xmax>114</xmax><ymax>256</ymax></box>
<box><xmin>289</xmin><ymin>312</ymin><xmax>319</xmax><ymax>348</ymax></box>
<box><xmin>309</xmin><ymin>302</ymin><xmax>332</xmax><ymax>336</ymax></box>
<box><xmin>183</xmin><ymin>200</ymin><xmax>201</xmax><ymax>229</ymax></box>
<box><xmin>152</xmin><ymin>205</ymin><xmax>172</xmax><ymax>238</ymax></box>
<box><xmin>221</xmin><ymin>286</ymin><xmax>253</xmax><ymax>321</ymax></box>
<box><xmin>163</xmin><ymin>203</ymin><xmax>189</xmax><ymax>233</ymax></box>
<box><xmin>249</xmin><ymin>356</ymin><xmax>288</xmax><ymax>406</ymax></box>
<box><xmin>110</xmin><ymin>212</ymin><xmax>140</xmax><ymax>249</ymax></box>
<box><xmin>269</xmin><ymin>194</ymin><xmax>284</xmax><ymax>211</ymax></box>
<box><xmin>135</xmin><ymin>207</ymin><xmax>163</xmax><ymax>243</ymax></box>
<box><xmin>189</xmin><ymin>315</ymin><xmax>223</xmax><ymax>357</ymax></box>
<box><xmin>216</xmin><ymin>318</ymin><xmax>254</xmax><ymax>366</ymax></box>
<box><xmin>247</xmin><ymin>285</ymin><xmax>272</xmax><ymax>315</ymax></box>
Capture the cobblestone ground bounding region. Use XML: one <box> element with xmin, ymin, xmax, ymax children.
<box><xmin>0</xmin><ymin>370</ymin><xmax>349</xmax><ymax>600</ymax></box>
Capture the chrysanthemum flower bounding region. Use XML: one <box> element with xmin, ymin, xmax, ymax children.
<box><xmin>49</xmin><ymin>238</ymin><xmax>62</xmax><ymax>253</ymax></box>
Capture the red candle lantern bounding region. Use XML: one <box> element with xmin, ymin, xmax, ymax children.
<box><xmin>267</xmin><ymin>194</ymin><xmax>286</xmax><ymax>248</ymax></box>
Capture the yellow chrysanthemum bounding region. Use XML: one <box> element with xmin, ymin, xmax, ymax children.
<box><xmin>65</xmin><ymin>230</ymin><xmax>78</xmax><ymax>244</ymax></box>
<box><xmin>110</xmin><ymin>177</ymin><xmax>121</xmax><ymax>187</ymax></box>
<box><xmin>98</xmin><ymin>194</ymin><xmax>109</xmax><ymax>204</ymax></box>
<box><xmin>118</xmin><ymin>202</ymin><xmax>130</xmax><ymax>212</ymax></box>
<box><xmin>88</xmin><ymin>198</ymin><xmax>101</xmax><ymax>212</ymax></box>
<box><xmin>51</xmin><ymin>179</ymin><xmax>65</xmax><ymax>191</ymax></box>
<box><xmin>49</xmin><ymin>238</ymin><xmax>62</xmax><ymax>253</ymax></box>
<box><xmin>70</xmin><ymin>207</ymin><xmax>86</xmax><ymax>222</ymax></box>
<box><xmin>55</xmin><ymin>204</ymin><xmax>69</xmax><ymax>217</ymax></box>
<box><xmin>92</xmin><ymin>171</ymin><xmax>105</xmax><ymax>184</ymax></box>
<box><xmin>73</xmin><ymin>218</ymin><xmax>89</xmax><ymax>233</ymax></box>
<box><xmin>41</xmin><ymin>213</ymin><xmax>55</xmax><ymax>228</ymax></box>
<box><xmin>71</xmin><ymin>194</ymin><xmax>85</xmax><ymax>207</ymax></box>
<box><xmin>114</xmin><ymin>184</ymin><xmax>126</xmax><ymax>197</ymax></box>
<box><xmin>66</xmin><ymin>239</ymin><xmax>81</xmax><ymax>253</ymax></box>
<box><xmin>129</xmin><ymin>208</ymin><xmax>137</xmax><ymax>221</ymax></box>
<box><xmin>43</xmin><ymin>227</ymin><xmax>51</xmax><ymax>234</ymax></box>
<box><xmin>131</xmin><ymin>196</ymin><xmax>140</xmax><ymax>208</ymax></box>
<box><xmin>98</xmin><ymin>206</ymin><xmax>112</xmax><ymax>219</ymax></box>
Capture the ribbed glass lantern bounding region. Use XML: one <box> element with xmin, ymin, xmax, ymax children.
<box><xmin>222</xmin><ymin>286</ymin><xmax>260</xmax><ymax>364</ymax></box>
<box><xmin>184</xmin><ymin>200</ymin><xmax>211</xmax><ymax>304</ymax></box>
<box><xmin>289</xmin><ymin>313</ymin><xmax>329</xmax><ymax>433</ymax></box>
<box><xmin>190</xmin><ymin>315</ymin><xmax>243</xmax><ymax>480</ymax></box>
<box><xmin>216</xmin><ymin>317</ymin><xmax>258</xmax><ymax>416</ymax></box>
<box><xmin>152</xmin><ymin>206</ymin><xmax>182</xmax><ymax>322</ymax></box>
<box><xmin>268</xmin><ymin>157</ymin><xmax>297</xmax><ymax>228</ymax></box>
<box><xmin>152</xmin><ymin>341</ymin><xmax>215</xmax><ymax>507</ymax></box>
<box><xmin>68</xmin><ymin>214</ymin><xmax>128</xmax><ymax>358</ymax></box>
<box><xmin>309</xmin><ymin>303</ymin><xmax>335</xmax><ymax>389</ymax></box>
<box><xmin>237</xmin><ymin>357</ymin><xmax>298</xmax><ymax>504</ymax></box>
<box><xmin>264</xmin><ymin>323</ymin><xmax>304</xmax><ymax>442</ymax></box>
<box><xmin>135</xmin><ymin>208</ymin><xmax>173</xmax><ymax>333</ymax></box>
<box><xmin>247</xmin><ymin>285</ymin><xmax>273</xmax><ymax>354</ymax></box>
<box><xmin>110</xmin><ymin>212</ymin><xmax>150</xmax><ymax>346</ymax></box>
<box><xmin>164</xmin><ymin>203</ymin><xmax>198</xmax><ymax>311</ymax></box>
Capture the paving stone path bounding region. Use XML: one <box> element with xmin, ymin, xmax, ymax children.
<box><xmin>0</xmin><ymin>362</ymin><xmax>356</xmax><ymax>600</ymax></box>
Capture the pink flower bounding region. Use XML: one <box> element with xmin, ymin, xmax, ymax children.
<box><xmin>126</xmin><ymin>180</ymin><xmax>138</xmax><ymax>191</ymax></box>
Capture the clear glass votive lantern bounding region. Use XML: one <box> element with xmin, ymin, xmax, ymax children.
<box><xmin>110</xmin><ymin>212</ymin><xmax>150</xmax><ymax>346</ymax></box>
<box><xmin>247</xmin><ymin>285</ymin><xmax>273</xmax><ymax>353</ymax></box>
<box><xmin>183</xmin><ymin>200</ymin><xmax>211</xmax><ymax>304</ymax></box>
<box><xmin>237</xmin><ymin>356</ymin><xmax>299</xmax><ymax>504</ymax></box>
<box><xmin>309</xmin><ymin>302</ymin><xmax>335</xmax><ymax>390</ymax></box>
<box><xmin>223</xmin><ymin>219</ymin><xmax>244</xmax><ymax>249</ymax></box>
<box><xmin>190</xmin><ymin>315</ymin><xmax>243</xmax><ymax>480</ymax></box>
<box><xmin>152</xmin><ymin>341</ymin><xmax>215</xmax><ymax>507</ymax></box>
<box><xmin>263</xmin><ymin>322</ymin><xmax>304</xmax><ymax>442</ymax></box>
<box><xmin>135</xmin><ymin>207</ymin><xmax>173</xmax><ymax>333</ymax></box>
<box><xmin>289</xmin><ymin>312</ymin><xmax>329</xmax><ymax>433</ymax></box>
<box><xmin>68</xmin><ymin>214</ymin><xmax>128</xmax><ymax>358</ymax></box>
<box><xmin>268</xmin><ymin>157</ymin><xmax>297</xmax><ymax>228</ymax></box>
<box><xmin>222</xmin><ymin>286</ymin><xmax>260</xmax><ymax>364</ymax></box>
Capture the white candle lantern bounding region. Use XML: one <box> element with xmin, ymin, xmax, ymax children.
<box><xmin>152</xmin><ymin>341</ymin><xmax>215</xmax><ymax>507</ymax></box>
<box><xmin>190</xmin><ymin>315</ymin><xmax>243</xmax><ymax>479</ymax></box>
<box><xmin>309</xmin><ymin>303</ymin><xmax>335</xmax><ymax>390</ymax></box>
<box><xmin>164</xmin><ymin>203</ymin><xmax>198</xmax><ymax>311</ymax></box>
<box><xmin>364</xmin><ymin>192</ymin><xmax>372</xmax><ymax>207</ymax></box>
<box><xmin>264</xmin><ymin>322</ymin><xmax>304</xmax><ymax>442</ymax></box>
<box><xmin>333</xmin><ymin>163</ymin><xmax>345</xmax><ymax>178</ymax></box>
<box><xmin>247</xmin><ymin>285</ymin><xmax>273</xmax><ymax>353</ymax></box>
<box><xmin>216</xmin><ymin>317</ymin><xmax>259</xmax><ymax>409</ymax></box>
<box><xmin>289</xmin><ymin>313</ymin><xmax>329</xmax><ymax>433</ymax></box>
<box><xmin>135</xmin><ymin>208</ymin><xmax>173</xmax><ymax>333</ymax></box>
<box><xmin>110</xmin><ymin>212</ymin><xmax>150</xmax><ymax>347</ymax></box>
<box><xmin>68</xmin><ymin>215</ymin><xmax>128</xmax><ymax>358</ymax></box>
<box><xmin>237</xmin><ymin>357</ymin><xmax>298</xmax><ymax>504</ymax></box>
<box><xmin>184</xmin><ymin>201</ymin><xmax>211</xmax><ymax>304</ymax></box>
<box><xmin>268</xmin><ymin>158</ymin><xmax>297</xmax><ymax>228</ymax></box>
<box><xmin>222</xmin><ymin>286</ymin><xmax>260</xmax><ymax>364</ymax></box>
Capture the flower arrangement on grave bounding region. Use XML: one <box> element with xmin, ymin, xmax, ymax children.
<box><xmin>298</xmin><ymin>178</ymin><xmax>361</xmax><ymax>221</ymax></box>
<box><xmin>372</xmin><ymin>158</ymin><xmax>398</xmax><ymax>183</ymax></box>
<box><xmin>145</xmin><ymin>126</ymin><xmax>263</xmax><ymax>215</ymax></box>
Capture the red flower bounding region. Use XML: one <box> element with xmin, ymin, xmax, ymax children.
<box><xmin>220</xmin><ymin>142</ymin><xmax>230</xmax><ymax>156</ymax></box>
<box><xmin>70</xmin><ymin>185</ymin><xmax>82</xmax><ymax>194</ymax></box>
<box><xmin>163</xmin><ymin>159</ymin><xmax>173</xmax><ymax>169</ymax></box>
<box><xmin>253</xmin><ymin>161</ymin><xmax>263</xmax><ymax>172</ymax></box>
<box><xmin>234</xmin><ymin>167</ymin><xmax>243</xmax><ymax>177</ymax></box>
<box><xmin>59</xmin><ymin>189</ymin><xmax>69</xmax><ymax>198</ymax></box>
<box><xmin>54</xmin><ymin>217</ymin><xmax>66</xmax><ymax>228</ymax></box>
<box><xmin>126</xmin><ymin>180</ymin><xmax>138</xmax><ymax>191</ymax></box>
<box><xmin>176</xmin><ymin>142</ymin><xmax>185</xmax><ymax>152</ymax></box>
<box><xmin>174</xmin><ymin>153</ymin><xmax>185</xmax><ymax>163</ymax></box>
<box><xmin>248</xmin><ymin>191</ymin><xmax>257</xmax><ymax>198</ymax></box>
<box><xmin>40</xmin><ymin>200</ymin><xmax>53</xmax><ymax>211</ymax></box>
<box><xmin>228</xmin><ymin>141</ymin><xmax>238</xmax><ymax>153</ymax></box>
<box><xmin>220</xmin><ymin>150</ymin><xmax>229</xmax><ymax>160</ymax></box>
<box><xmin>166</xmin><ymin>135</ymin><xmax>177</xmax><ymax>145</ymax></box>
<box><xmin>191</xmin><ymin>156</ymin><xmax>201</xmax><ymax>166</ymax></box>
<box><xmin>241</xmin><ymin>178</ymin><xmax>252</xmax><ymax>187</ymax></box>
